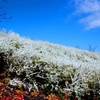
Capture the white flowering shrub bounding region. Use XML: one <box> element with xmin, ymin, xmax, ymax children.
<box><xmin>0</xmin><ymin>30</ymin><xmax>100</xmax><ymax>96</ymax></box>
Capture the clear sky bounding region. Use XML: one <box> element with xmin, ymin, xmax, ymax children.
<box><xmin>0</xmin><ymin>0</ymin><xmax>100</xmax><ymax>51</ymax></box>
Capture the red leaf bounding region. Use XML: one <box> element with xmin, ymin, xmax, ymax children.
<box><xmin>13</xmin><ymin>95</ymin><xmax>24</xmax><ymax>100</ymax></box>
<box><xmin>0</xmin><ymin>97</ymin><xmax>12</xmax><ymax>100</ymax></box>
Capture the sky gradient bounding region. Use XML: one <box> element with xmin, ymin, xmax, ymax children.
<box><xmin>0</xmin><ymin>0</ymin><xmax>100</xmax><ymax>51</ymax></box>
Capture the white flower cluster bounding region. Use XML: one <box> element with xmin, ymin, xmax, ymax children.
<box><xmin>0</xmin><ymin>30</ymin><xmax>100</xmax><ymax>95</ymax></box>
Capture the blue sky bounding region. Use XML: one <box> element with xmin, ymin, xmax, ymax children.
<box><xmin>0</xmin><ymin>0</ymin><xmax>100</xmax><ymax>51</ymax></box>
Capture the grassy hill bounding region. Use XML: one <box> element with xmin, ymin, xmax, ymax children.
<box><xmin>0</xmin><ymin>30</ymin><xmax>100</xmax><ymax>99</ymax></box>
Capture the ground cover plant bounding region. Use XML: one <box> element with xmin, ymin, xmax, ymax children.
<box><xmin>0</xmin><ymin>30</ymin><xmax>100</xmax><ymax>100</ymax></box>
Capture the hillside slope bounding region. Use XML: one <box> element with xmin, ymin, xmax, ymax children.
<box><xmin>0</xmin><ymin>30</ymin><xmax>100</xmax><ymax>68</ymax></box>
<box><xmin>0</xmin><ymin>30</ymin><xmax>100</xmax><ymax>96</ymax></box>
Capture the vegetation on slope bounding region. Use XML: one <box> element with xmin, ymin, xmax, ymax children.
<box><xmin>0</xmin><ymin>30</ymin><xmax>100</xmax><ymax>99</ymax></box>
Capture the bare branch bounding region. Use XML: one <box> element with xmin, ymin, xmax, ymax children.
<box><xmin>88</xmin><ymin>44</ymin><xmax>98</xmax><ymax>52</ymax></box>
<box><xmin>0</xmin><ymin>0</ymin><xmax>12</xmax><ymax>22</ymax></box>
